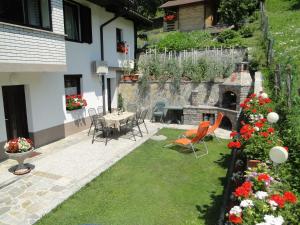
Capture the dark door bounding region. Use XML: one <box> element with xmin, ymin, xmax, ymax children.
<box><xmin>2</xmin><ymin>85</ymin><xmax>29</xmax><ymax>140</ymax></box>
<box><xmin>107</xmin><ymin>78</ymin><xmax>112</xmax><ymax>113</ymax></box>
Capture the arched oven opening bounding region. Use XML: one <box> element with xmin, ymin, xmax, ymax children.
<box><xmin>222</xmin><ymin>91</ymin><xmax>237</xmax><ymax>110</ymax></box>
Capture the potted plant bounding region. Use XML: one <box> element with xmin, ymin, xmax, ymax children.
<box><xmin>4</xmin><ymin>138</ymin><xmax>34</xmax><ymax>175</ymax></box>
<box><xmin>130</xmin><ymin>74</ymin><xmax>139</xmax><ymax>81</ymax></box>
<box><xmin>66</xmin><ymin>95</ymin><xmax>87</xmax><ymax>111</ymax></box>
<box><xmin>122</xmin><ymin>59</ymin><xmax>133</xmax><ymax>82</ymax></box>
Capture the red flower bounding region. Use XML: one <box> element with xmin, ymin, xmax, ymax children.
<box><xmin>252</xmin><ymin>109</ymin><xmax>257</xmax><ymax>113</ymax></box>
<box><xmin>270</xmin><ymin>194</ymin><xmax>285</xmax><ymax>208</ymax></box>
<box><xmin>228</xmin><ymin>141</ymin><xmax>241</xmax><ymax>149</ymax></box>
<box><xmin>258</xmin><ymin>173</ymin><xmax>270</xmax><ymax>182</ymax></box>
<box><xmin>229</xmin><ymin>214</ymin><xmax>242</xmax><ymax>224</ymax></box>
<box><xmin>261</xmin><ymin>118</ymin><xmax>267</xmax><ymax>123</ymax></box>
<box><xmin>264</xmin><ymin>98</ymin><xmax>272</xmax><ymax>103</ymax></box>
<box><xmin>284</xmin><ymin>191</ymin><xmax>297</xmax><ymax>204</ymax></box>
<box><xmin>234</xmin><ymin>181</ymin><xmax>252</xmax><ymax>198</ymax></box>
<box><xmin>255</xmin><ymin>121</ymin><xmax>264</xmax><ymax>128</ymax></box>
<box><xmin>249</xmin><ymin>93</ymin><xmax>256</xmax><ymax>98</ymax></box>
<box><xmin>267</xmin><ymin>127</ymin><xmax>275</xmax><ymax>133</ymax></box>
<box><xmin>284</xmin><ymin>147</ymin><xmax>288</xmax><ymax>152</ymax></box>
<box><xmin>240</xmin><ymin>103</ymin><xmax>245</xmax><ymax>108</ymax></box>
<box><xmin>268</xmin><ymin>108</ymin><xmax>273</xmax><ymax>112</ymax></box>
<box><xmin>259</xmin><ymin>132</ymin><xmax>269</xmax><ymax>138</ymax></box>
<box><xmin>242</xmin><ymin>181</ymin><xmax>253</xmax><ymax>190</ymax></box>
<box><xmin>230</xmin><ymin>131</ymin><xmax>238</xmax><ymax>138</ymax></box>
<box><xmin>77</xmin><ymin>94</ymin><xmax>82</xmax><ymax>99</ymax></box>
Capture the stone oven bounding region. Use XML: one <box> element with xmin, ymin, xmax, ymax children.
<box><xmin>183</xmin><ymin>62</ymin><xmax>253</xmax><ymax>130</ymax></box>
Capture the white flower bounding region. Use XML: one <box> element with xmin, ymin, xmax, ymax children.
<box><xmin>259</xmin><ymin>114</ymin><xmax>264</xmax><ymax>119</ymax></box>
<box><xmin>240</xmin><ymin>199</ymin><xmax>254</xmax><ymax>208</ymax></box>
<box><xmin>255</xmin><ymin>191</ymin><xmax>268</xmax><ymax>200</ymax></box>
<box><xmin>254</xmin><ymin>126</ymin><xmax>260</xmax><ymax>131</ymax></box>
<box><xmin>264</xmin><ymin>215</ymin><xmax>284</xmax><ymax>225</ymax></box>
<box><xmin>268</xmin><ymin>200</ymin><xmax>278</xmax><ymax>211</ymax></box>
<box><xmin>256</xmin><ymin>223</ymin><xmax>268</xmax><ymax>225</ymax></box>
<box><xmin>229</xmin><ymin>206</ymin><xmax>242</xmax><ymax>216</ymax></box>
<box><xmin>250</xmin><ymin>114</ymin><xmax>254</xmax><ymax>119</ymax></box>
<box><xmin>260</xmin><ymin>93</ymin><xmax>268</xmax><ymax>99</ymax></box>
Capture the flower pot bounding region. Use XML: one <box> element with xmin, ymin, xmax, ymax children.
<box><xmin>247</xmin><ymin>159</ymin><xmax>261</xmax><ymax>168</ymax></box>
<box><xmin>5</xmin><ymin>148</ymin><xmax>34</xmax><ymax>175</ymax></box>
<box><xmin>131</xmin><ymin>74</ymin><xmax>139</xmax><ymax>82</ymax></box>
<box><xmin>123</xmin><ymin>75</ymin><xmax>131</xmax><ymax>82</ymax></box>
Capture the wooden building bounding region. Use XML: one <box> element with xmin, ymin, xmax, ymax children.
<box><xmin>160</xmin><ymin>0</ymin><xmax>217</xmax><ymax>32</ymax></box>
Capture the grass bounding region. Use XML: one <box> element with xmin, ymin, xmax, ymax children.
<box><xmin>35</xmin><ymin>128</ymin><xmax>230</xmax><ymax>225</ymax></box>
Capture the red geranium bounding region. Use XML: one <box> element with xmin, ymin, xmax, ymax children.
<box><xmin>252</xmin><ymin>109</ymin><xmax>257</xmax><ymax>113</ymax></box>
<box><xmin>270</xmin><ymin>194</ymin><xmax>285</xmax><ymax>208</ymax></box>
<box><xmin>229</xmin><ymin>214</ymin><xmax>242</xmax><ymax>224</ymax></box>
<box><xmin>234</xmin><ymin>181</ymin><xmax>252</xmax><ymax>198</ymax></box>
<box><xmin>258</xmin><ymin>173</ymin><xmax>270</xmax><ymax>182</ymax></box>
<box><xmin>255</xmin><ymin>121</ymin><xmax>264</xmax><ymax>128</ymax></box>
<box><xmin>259</xmin><ymin>132</ymin><xmax>269</xmax><ymax>138</ymax></box>
<box><xmin>228</xmin><ymin>141</ymin><xmax>241</xmax><ymax>149</ymax></box>
<box><xmin>267</xmin><ymin>127</ymin><xmax>275</xmax><ymax>133</ymax></box>
<box><xmin>284</xmin><ymin>191</ymin><xmax>297</xmax><ymax>204</ymax></box>
<box><xmin>230</xmin><ymin>131</ymin><xmax>238</xmax><ymax>138</ymax></box>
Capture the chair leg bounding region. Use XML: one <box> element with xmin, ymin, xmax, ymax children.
<box><xmin>190</xmin><ymin>144</ymin><xmax>198</xmax><ymax>159</ymax></box>
<box><xmin>137</xmin><ymin>124</ymin><xmax>143</xmax><ymax>137</ymax></box>
<box><xmin>143</xmin><ymin>121</ymin><xmax>149</xmax><ymax>133</ymax></box>
<box><xmin>201</xmin><ymin>140</ymin><xmax>209</xmax><ymax>156</ymax></box>
<box><xmin>131</xmin><ymin>127</ymin><xmax>136</xmax><ymax>141</ymax></box>
<box><xmin>92</xmin><ymin>128</ymin><xmax>96</xmax><ymax>144</ymax></box>
<box><xmin>88</xmin><ymin>121</ymin><xmax>94</xmax><ymax>136</ymax></box>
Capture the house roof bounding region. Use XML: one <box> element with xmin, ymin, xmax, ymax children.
<box><xmin>160</xmin><ymin>0</ymin><xmax>205</xmax><ymax>8</ymax></box>
<box><xmin>86</xmin><ymin>0</ymin><xmax>152</xmax><ymax>25</ymax></box>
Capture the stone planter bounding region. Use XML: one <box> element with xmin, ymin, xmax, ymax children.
<box><xmin>247</xmin><ymin>159</ymin><xmax>261</xmax><ymax>168</ymax></box>
<box><xmin>5</xmin><ymin>148</ymin><xmax>34</xmax><ymax>175</ymax></box>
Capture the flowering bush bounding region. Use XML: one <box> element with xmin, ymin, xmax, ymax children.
<box><xmin>66</xmin><ymin>95</ymin><xmax>87</xmax><ymax>111</ymax></box>
<box><xmin>4</xmin><ymin>138</ymin><xmax>33</xmax><ymax>153</ymax></box>
<box><xmin>164</xmin><ymin>14</ymin><xmax>176</xmax><ymax>22</ymax></box>
<box><xmin>228</xmin><ymin>164</ymin><xmax>299</xmax><ymax>224</ymax></box>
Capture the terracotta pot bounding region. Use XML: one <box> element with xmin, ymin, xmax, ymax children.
<box><xmin>247</xmin><ymin>159</ymin><xmax>261</xmax><ymax>168</ymax></box>
<box><xmin>131</xmin><ymin>74</ymin><xmax>139</xmax><ymax>81</ymax></box>
<box><xmin>123</xmin><ymin>75</ymin><xmax>131</xmax><ymax>81</ymax></box>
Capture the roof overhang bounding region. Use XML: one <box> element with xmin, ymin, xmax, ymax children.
<box><xmin>160</xmin><ymin>0</ymin><xmax>205</xmax><ymax>8</ymax></box>
<box><xmin>86</xmin><ymin>0</ymin><xmax>152</xmax><ymax>26</ymax></box>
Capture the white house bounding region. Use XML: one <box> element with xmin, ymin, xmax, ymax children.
<box><xmin>0</xmin><ymin>0</ymin><xmax>150</xmax><ymax>160</ymax></box>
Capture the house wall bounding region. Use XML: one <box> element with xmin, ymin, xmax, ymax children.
<box><xmin>179</xmin><ymin>3</ymin><xmax>205</xmax><ymax>31</ymax></box>
<box><xmin>0</xmin><ymin>0</ymin><xmax>67</xmax><ymax>72</ymax></box>
<box><xmin>0</xmin><ymin>0</ymin><xmax>135</xmax><ymax>160</ymax></box>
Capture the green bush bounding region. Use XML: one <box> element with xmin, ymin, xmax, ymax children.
<box><xmin>239</xmin><ymin>24</ymin><xmax>255</xmax><ymax>38</ymax></box>
<box><xmin>217</xmin><ymin>30</ymin><xmax>240</xmax><ymax>43</ymax></box>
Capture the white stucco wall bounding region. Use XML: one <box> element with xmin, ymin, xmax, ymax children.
<box><xmin>0</xmin><ymin>0</ymin><xmax>135</xmax><ymax>141</ymax></box>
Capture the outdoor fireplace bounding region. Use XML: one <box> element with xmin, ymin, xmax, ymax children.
<box><xmin>222</xmin><ymin>91</ymin><xmax>237</xmax><ymax>110</ymax></box>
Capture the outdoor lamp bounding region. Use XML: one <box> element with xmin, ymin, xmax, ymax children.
<box><xmin>260</xmin><ymin>92</ymin><xmax>268</xmax><ymax>99</ymax></box>
<box><xmin>269</xmin><ymin>146</ymin><xmax>288</xmax><ymax>164</ymax></box>
<box><xmin>267</xmin><ymin>112</ymin><xmax>279</xmax><ymax>124</ymax></box>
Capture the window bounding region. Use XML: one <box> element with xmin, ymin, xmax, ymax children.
<box><xmin>0</xmin><ymin>0</ymin><xmax>51</xmax><ymax>30</ymax></box>
<box><xmin>63</xmin><ymin>0</ymin><xmax>92</xmax><ymax>43</ymax></box>
<box><xmin>64</xmin><ymin>75</ymin><xmax>82</xmax><ymax>96</ymax></box>
<box><xmin>116</xmin><ymin>28</ymin><xmax>123</xmax><ymax>44</ymax></box>
<box><xmin>116</xmin><ymin>28</ymin><xmax>126</xmax><ymax>53</ymax></box>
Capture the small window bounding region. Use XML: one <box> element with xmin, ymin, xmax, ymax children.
<box><xmin>64</xmin><ymin>75</ymin><xmax>82</xmax><ymax>96</ymax></box>
<box><xmin>63</xmin><ymin>0</ymin><xmax>92</xmax><ymax>44</ymax></box>
<box><xmin>116</xmin><ymin>28</ymin><xmax>123</xmax><ymax>43</ymax></box>
<box><xmin>116</xmin><ymin>28</ymin><xmax>126</xmax><ymax>53</ymax></box>
<box><xmin>0</xmin><ymin>0</ymin><xmax>52</xmax><ymax>30</ymax></box>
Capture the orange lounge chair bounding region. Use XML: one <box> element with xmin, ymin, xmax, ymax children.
<box><xmin>183</xmin><ymin>113</ymin><xmax>224</xmax><ymax>140</ymax></box>
<box><xmin>174</xmin><ymin>121</ymin><xmax>210</xmax><ymax>158</ymax></box>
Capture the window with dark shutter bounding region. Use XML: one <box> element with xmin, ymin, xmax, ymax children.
<box><xmin>80</xmin><ymin>5</ymin><xmax>92</xmax><ymax>44</ymax></box>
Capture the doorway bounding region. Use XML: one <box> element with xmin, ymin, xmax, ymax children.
<box><xmin>107</xmin><ymin>78</ymin><xmax>112</xmax><ymax>113</ymax></box>
<box><xmin>2</xmin><ymin>85</ymin><xmax>29</xmax><ymax>140</ymax></box>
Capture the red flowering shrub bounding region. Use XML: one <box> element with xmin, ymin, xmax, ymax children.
<box><xmin>234</xmin><ymin>181</ymin><xmax>253</xmax><ymax>198</ymax></box>
<box><xmin>229</xmin><ymin>214</ymin><xmax>242</xmax><ymax>224</ymax></box>
<box><xmin>228</xmin><ymin>141</ymin><xmax>242</xmax><ymax>149</ymax></box>
<box><xmin>284</xmin><ymin>191</ymin><xmax>297</xmax><ymax>204</ymax></box>
<box><xmin>270</xmin><ymin>194</ymin><xmax>286</xmax><ymax>208</ymax></box>
<box><xmin>66</xmin><ymin>95</ymin><xmax>87</xmax><ymax>111</ymax></box>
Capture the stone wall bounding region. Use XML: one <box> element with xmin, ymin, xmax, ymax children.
<box><xmin>119</xmin><ymin>80</ymin><xmax>223</xmax><ymax>118</ymax></box>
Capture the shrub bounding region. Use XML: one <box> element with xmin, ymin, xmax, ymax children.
<box><xmin>239</xmin><ymin>25</ymin><xmax>255</xmax><ymax>38</ymax></box>
<box><xmin>217</xmin><ymin>30</ymin><xmax>239</xmax><ymax>43</ymax></box>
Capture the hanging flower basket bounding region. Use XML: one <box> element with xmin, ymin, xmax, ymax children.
<box><xmin>66</xmin><ymin>95</ymin><xmax>87</xmax><ymax>111</ymax></box>
<box><xmin>164</xmin><ymin>14</ymin><xmax>176</xmax><ymax>22</ymax></box>
<box><xmin>4</xmin><ymin>138</ymin><xmax>34</xmax><ymax>175</ymax></box>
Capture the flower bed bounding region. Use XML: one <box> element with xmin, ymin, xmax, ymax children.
<box><xmin>4</xmin><ymin>138</ymin><xmax>33</xmax><ymax>153</ymax></box>
<box><xmin>225</xmin><ymin>92</ymin><xmax>299</xmax><ymax>224</ymax></box>
<box><xmin>66</xmin><ymin>95</ymin><xmax>87</xmax><ymax>111</ymax></box>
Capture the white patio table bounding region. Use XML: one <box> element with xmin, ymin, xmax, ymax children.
<box><xmin>103</xmin><ymin>111</ymin><xmax>134</xmax><ymax>130</ymax></box>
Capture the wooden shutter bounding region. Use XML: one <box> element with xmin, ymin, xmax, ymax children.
<box><xmin>80</xmin><ymin>5</ymin><xmax>92</xmax><ymax>44</ymax></box>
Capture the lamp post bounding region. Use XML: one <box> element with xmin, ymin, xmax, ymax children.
<box><xmin>269</xmin><ymin>146</ymin><xmax>288</xmax><ymax>175</ymax></box>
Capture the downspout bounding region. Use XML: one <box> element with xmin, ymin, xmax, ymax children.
<box><xmin>99</xmin><ymin>15</ymin><xmax>119</xmax><ymax>114</ymax></box>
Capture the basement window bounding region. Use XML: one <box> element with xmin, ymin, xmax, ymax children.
<box><xmin>0</xmin><ymin>0</ymin><xmax>52</xmax><ymax>30</ymax></box>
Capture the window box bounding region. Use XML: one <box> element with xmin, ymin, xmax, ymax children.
<box><xmin>117</xmin><ymin>41</ymin><xmax>128</xmax><ymax>53</ymax></box>
<box><xmin>164</xmin><ymin>14</ymin><xmax>176</xmax><ymax>22</ymax></box>
<box><xmin>66</xmin><ymin>95</ymin><xmax>87</xmax><ymax>111</ymax></box>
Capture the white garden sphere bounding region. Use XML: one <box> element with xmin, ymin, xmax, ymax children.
<box><xmin>267</xmin><ymin>112</ymin><xmax>279</xmax><ymax>124</ymax></box>
<box><xmin>269</xmin><ymin>146</ymin><xmax>288</xmax><ymax>164</ymax></box>
<box><xmin>260</xmin><ymin>92</ymin><xmax>269</xmax><ymax>99</ymax></box>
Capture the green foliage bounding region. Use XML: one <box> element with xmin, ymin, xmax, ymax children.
<box><xmin>117</xmin><ymin>93</ymin><xmax>124</xmax><ymax>111</ymax></box>
<box><xmin>218</xmin><ymin>0</ymin><xmax>260</xmax><ymax>28</ymax></box>
<box><xmin>217</xmin><ymin>30</ymin><xmax>239</xmax><ymax>43</ymax></box>
<box><xmin>239</xmin><ymin>24</ymin><xmax>255</xmax><ymax>38</ymax></box>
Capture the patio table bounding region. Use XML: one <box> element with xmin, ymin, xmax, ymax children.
<box><xmin>103</xmin><ymin>111</ymin><xmax>134</xmax><ymax>130</ymax></box>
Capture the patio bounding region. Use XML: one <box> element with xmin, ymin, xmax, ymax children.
<box><xmin>0</xmin><ymin>121</ymin><xmax>230</xmax><ymax>225</ymax></box>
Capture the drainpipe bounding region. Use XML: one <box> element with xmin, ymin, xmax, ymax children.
<box><xmin>99</xmin><ymin>15</ymin><xmax>119</xmax><ymax>114</ymax></box>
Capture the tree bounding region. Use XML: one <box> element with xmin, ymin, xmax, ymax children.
<box><xmin>218</xmin><ymin>0</ymin><xmax>259</xmax><ymax>28</ymax></box>
<box><xmin>132</xmin><ymin>0</ymin><xmax>166</xmax><ymax>18</ymax></box>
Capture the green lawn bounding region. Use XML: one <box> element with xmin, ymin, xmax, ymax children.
<box><xmin>35</xmin><ymin>128</ymin><xmax>229</xmax><ymax>225</ymax></box>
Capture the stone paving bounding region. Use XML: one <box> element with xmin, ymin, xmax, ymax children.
<box><xmin>0</xmin><ymin>121</ymin><xmax>230</xmax><ymax>225</ymax></box>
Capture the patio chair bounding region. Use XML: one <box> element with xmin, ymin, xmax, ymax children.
<box><xmin>151</xmin><ymin>101</ymin><xmax>166</xmax><ymax>122</ymax></box>
<box><xmin>91</xmin><ymin>115</ymin><xmax>112</xmax><ymax>145</ymax></box>
<box><xmin>97</xmin><ymin>106</ymin><xmax>104</xmax><ymax>115</ymax></box>
<box><xmin>183</xmin><ymin>113</ymin><xmax>224</xmax><ymax>141</ymax></box>
<box><xmin>121</xmin><ymin>116</ymin><xmax>136</xmax><ymax>141</ymax></box>
<box><xmin>136</xmin><ymin>108</ymin><xmax>149</xmax><ymax>136</ymax></box>
<box><xmin>88</xmin><ymin>108</ymin><xmax>97</xmax><ymax>136</ymax></box>
<box><xmin>171</xmin><ymin>121</ymin><xmax>210</xmax><ymax>158</ymax></box>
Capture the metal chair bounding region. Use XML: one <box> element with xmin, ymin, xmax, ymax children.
<box><xmin>126</xmin><ymin>103</ymin><xmax>138</xmax><ymax>113</ymax></box>
<box><xmin>97</xmin><ymin>106</ymin><xmax>104</xmax><ymax>115</ymax></box>
<box><xmin>88</xmin><ymin>108</ymin><xmax>97</xmax><ymax>136</ymax></box>
<box><xmin>121</xmin><ymin>116</ymin><xmax>136</xmax><ymax>141</ymax></box>
<box><xmin>136</xmin><ymin>108</ymin><xmax>149</xmax><ymax>136</ymax></box>
<box><xmin>151</xmin><ymin>101</ymin><xmax>166</xmax><ymax>122</ymax></box>
<box><xmin>91</xmin><ymin>115</ymin><xmax>112</xmax><ymax>145</ymax></box>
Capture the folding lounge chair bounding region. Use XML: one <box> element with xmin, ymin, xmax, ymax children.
<box><xmin>173</xmin><ymin>121</ymin><xmax>210</xmax><ymax>158</ymax></box>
